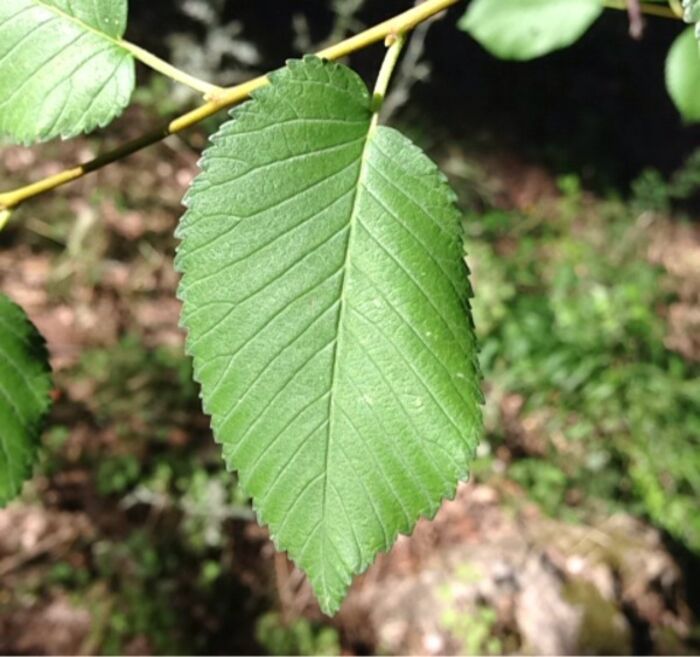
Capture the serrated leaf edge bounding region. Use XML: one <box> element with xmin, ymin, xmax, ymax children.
<box><xmin>175</xmin><ymin>56</ymin><xmax>483</xmax><ymax>615</ymax></box>
<box><xmin>0</xmin><ymin>294</ymin><xmax>53</xmax><ymax>506</ymax></box>
<box><xmin>0</xmin><ymin>0</ymin><xmax>135</xmax><ymax>144</ymax></box>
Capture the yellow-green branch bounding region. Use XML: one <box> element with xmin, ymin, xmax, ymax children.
<box><xmin>603</xmin><ymin>0</ymin><xmax>681</xmax><ymax>19</ymax></box>
<box><xmin>0</xmin><ymin>0</ymin><xmax>685</xmax><ymax>215</ymax></box>
<box><xmin>0</xmin><ymin>0</ymin><xmax>459</xmax><ymax>214</ymax></box>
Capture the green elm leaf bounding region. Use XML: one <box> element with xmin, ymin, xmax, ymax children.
<box><xmin>0</xmin><ymin>293</ymin><xmax>53</xmax><ymax>506</ymax></box>
<box><xmin>0</xmin><ymin>0</ymin><xmax>135</xmax><ymax>144</ymax></box>
<box><xmin>459</xmin><ymin>0</ymin><xmax>603</xmax><ymax>60</ymax></box>
<box><xmin>176</xmin><ymin>56</ymin><xmax>482</xmax><ymax>614</ymax></box>
<box><xmin>666</xmin><ymin>27</ymin><xmax>700</xmax><ymax>123</ymax></box>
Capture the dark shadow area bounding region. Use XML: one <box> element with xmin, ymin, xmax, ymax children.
<box><xmin>127</xmin><ymin>1</ymin><xmax>700</xmax><ymax>191</ymax></box>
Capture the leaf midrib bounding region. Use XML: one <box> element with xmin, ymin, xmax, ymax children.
<box><xmin>320</xmin><ymin>116</ymin><xmax>378</xmax><ymax>589</ymax></box>
<box><xmin>31</xmin><ymin>0</ymin><xmax>126</xmax><ymax>51</ymax></box>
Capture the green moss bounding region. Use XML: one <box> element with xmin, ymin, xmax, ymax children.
<box><xmin>563</xmin><ymin>579</ymin><xmax>631</xmax><ymax>655</ymax></box>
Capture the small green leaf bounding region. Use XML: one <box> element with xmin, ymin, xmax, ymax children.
<box><xmin>177</xmin><ymin>56</ymin><xmax>482</xmax><ymax>614</ymax></box>
<box><xmin>459</xmin><ymin>0</ymin><xmax>603</xmax><ymax>60</ymax></box>
<box><xmin>0</xmin><ymin>0</ymin><xmax>135</xmax><ymax>144</ymax></box>
<box><xmin>0</xmin><ymin>293</ymin><xmax>53</xmax><ymax>506</ymax></box>
<box><xmin>666</xmin><ymin>28</ymin><xmax>700</xmax><ymax>123</ymax></box>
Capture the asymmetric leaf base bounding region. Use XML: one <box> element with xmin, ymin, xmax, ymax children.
<box><xmin>176</xmin><ymin>56</ymin><xmax>482</xmax><ymax>614</ymax></box>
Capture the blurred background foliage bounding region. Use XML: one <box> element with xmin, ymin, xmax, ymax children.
<box><xmin>467</xmin><ymin>175</ymin><xmax>700</xmax><ymax>551</ymax></box>
<box><xmin>0</xmin><ymin>0</ymin><xmax>699</xmax><ymax>654</ymax></box>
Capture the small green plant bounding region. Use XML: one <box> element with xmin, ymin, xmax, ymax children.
<box><xmin>0</xmin><ymin>0</ymin><xmax>697</xmax><ymax>615</ymax></box>
<box><xmin>91</xmin><ymin>533</ymin><xmax>183</xmax><ymax>654</ymax></box>
<box><xmin>437</xmin><ymin>564</ymin><xmax>510</xmax><ymax>654</ymax></box>
<box><xmin>633</xmin><ymin>147</ymin><xmax>700</xmax><ymax>212</ymax></box>
<box><xmin>441</xmin><ymin>603</ymin><xmax>503</xmax><ymax>655</ymax></box>
<box><xmin>469</xmin><ymin>183</ymin><xmax>700</xmax><ymax>552</ymax></box>
<box><xmin>255</xmin><ymin>612</ymin><xmax>341</xmax><ymax>656</ymax></box>
<box><xmin>508</xmin><ymin>459</ymin><xmax>569</xmax><ymax>516</ymax></box>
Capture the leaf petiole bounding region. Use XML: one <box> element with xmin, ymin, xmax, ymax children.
<box><xmin>371</xmin><ymin>33</ymin><xmax>408</xmax><ymax>118</ymax></box>
<box><xmin>121</xmin><ymin>41</ymin><xmax>224</xmax><ymax>98</ymax></box>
